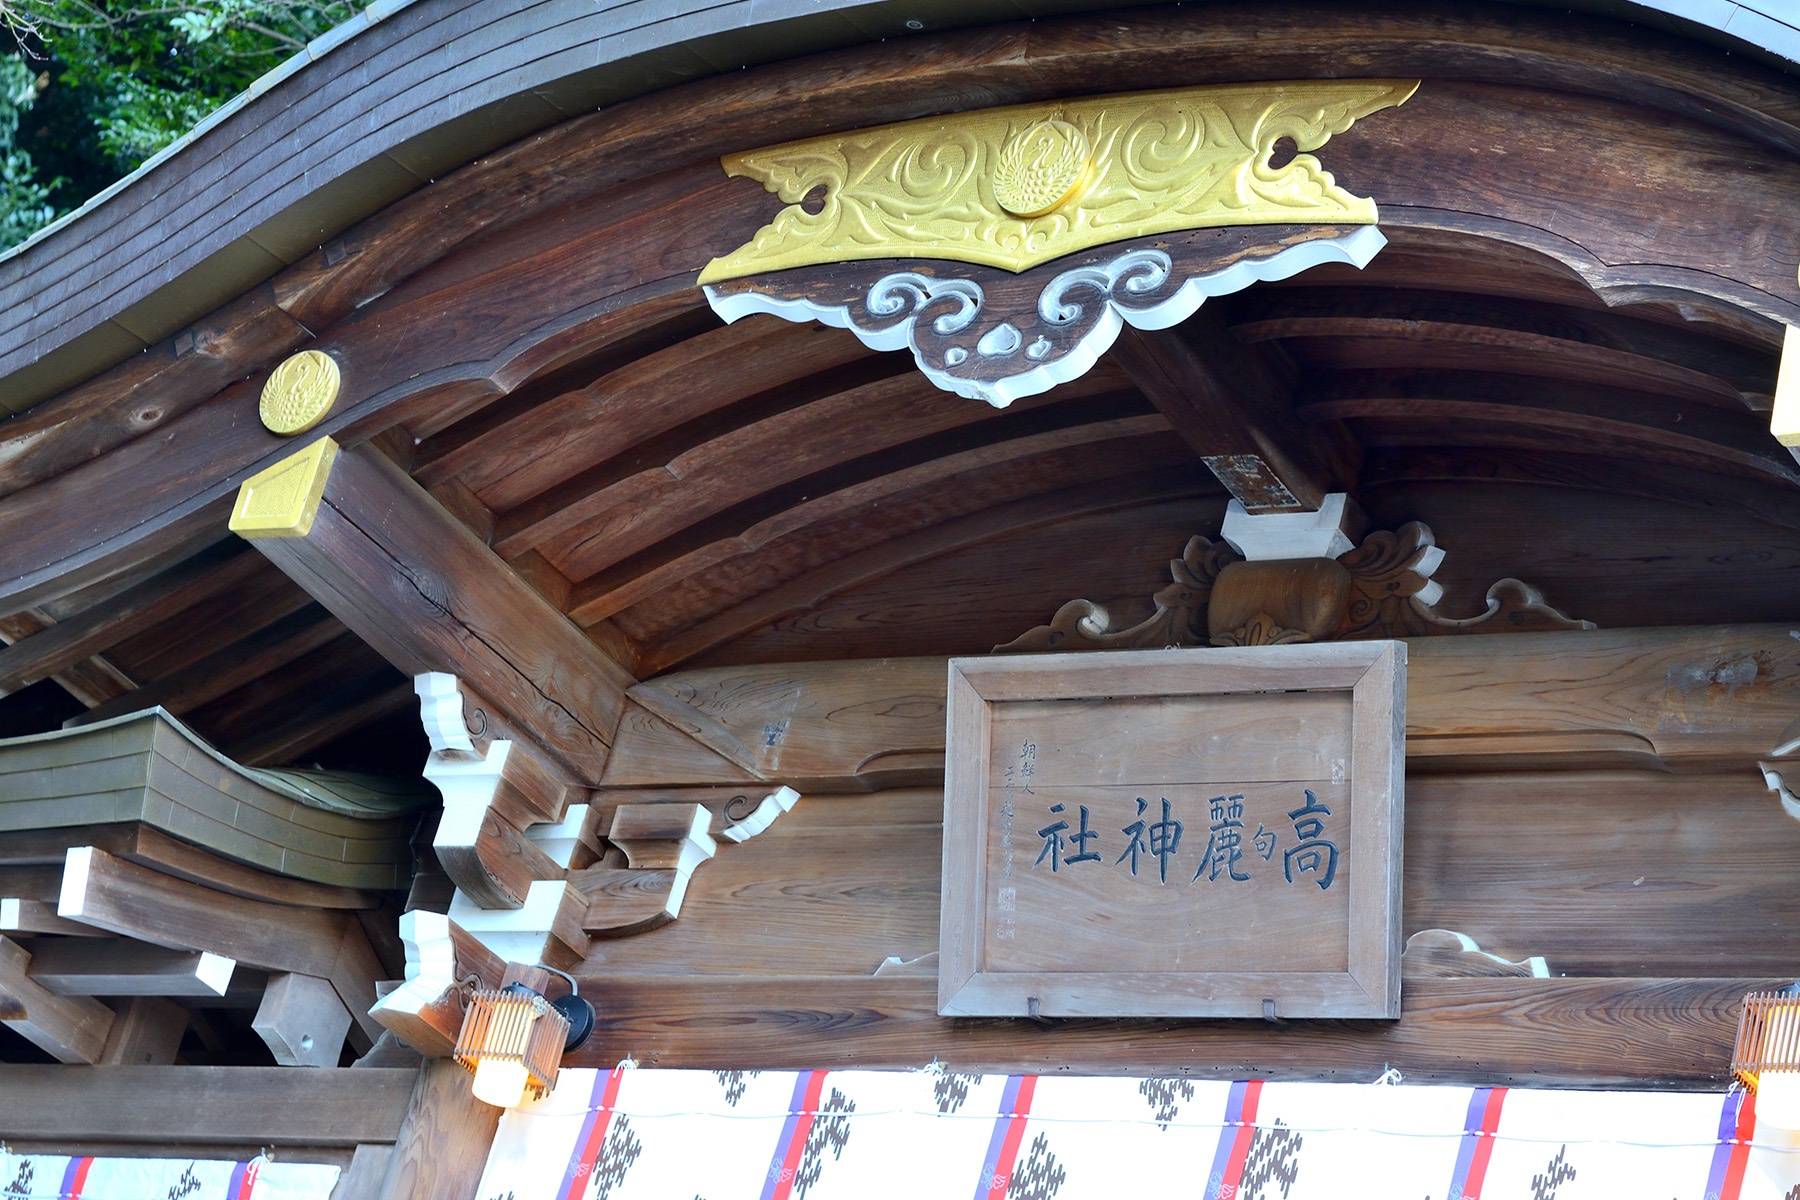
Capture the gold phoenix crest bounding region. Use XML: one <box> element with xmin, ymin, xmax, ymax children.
<box><xmin>698</xmin><ymin>80</ymin><xmax>1418</xmax><ymax>283</ymax></box>
<box><xmin>259</xmin><ymin>349</ymin><xmax>341</xmax><ymax>436</ymax></box>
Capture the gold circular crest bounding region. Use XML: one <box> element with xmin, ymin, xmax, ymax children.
<box><xmin>259</xmin><ymin>350</ymin><xmax>341</xmax><ymax>436</ymax></box>
<box><xmin>993</xmin><ymin>119</ymin><xmax>1091</xmax><ymax>218</ymax></box>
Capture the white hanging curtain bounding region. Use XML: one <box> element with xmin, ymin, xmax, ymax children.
<box><xmin>476</xmin><ymin>1067</ymin><xmax>1799</xmax><ymax>1200</ymax></box>
<box><xmin>0</xmin><ymin>1155</ymin><xmax>338</xmax><ymax>1200</ymax></box>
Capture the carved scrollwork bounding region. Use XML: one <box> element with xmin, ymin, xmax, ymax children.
<box><xmin>1210</xmin><ymin>613</ymin><xmax>1312</xmax><ymax>648</ymax></box>
<box><xmin>707</xmin><ymin>224</ymin><xmax>1384</xmax><ymax>407</ymax></box>
<box><xmin>1335</xmin><ymin>521</ymin><xmax>1447</xmax><ymax>639</ymax></box>
<box><xmin>994</xmin><ymin>535</ymin><xmax>1238</xmax><ymax>652</ymax></box>
<box><xmin>698</xmin><ymin>81</ymin><xmax>1417</xmax><ymax>282</ymax></box>
<box><xmin>997</xmin><ymin>518</ymin><xmax>1591</xmax><ymax>653</ymax></box>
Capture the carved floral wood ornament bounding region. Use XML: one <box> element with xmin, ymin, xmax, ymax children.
<box><xmin>701</xmin><ymin>81</ymin><xmax>1417</xmax><ymax>407</ymax></box>
<box><xmin>996</xmin><ymin>521</ymin><xmax>1593</xmax><ymax>653</ymax></box>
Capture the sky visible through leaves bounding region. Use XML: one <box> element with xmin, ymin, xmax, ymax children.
<box><xmin>0</xmin><ymin>0</ymin><xmax>355</xmax><ymax>249</ymax></box>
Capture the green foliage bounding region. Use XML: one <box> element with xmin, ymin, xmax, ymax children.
<box><xmin>0</xmin><ymin>54</ymin><xmax>57</xmax><ymax>248</ymax></box>
<box><xmin>0</xmin><ymin>0</ymin><xmax>355</xmax><ymax>249</ymax></box>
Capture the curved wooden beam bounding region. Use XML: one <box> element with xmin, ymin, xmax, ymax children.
<box><xmin>535</xmin><ymin>366</ymin><xmax>1116</xmax><ymax>584</ymax></box>
<box><xmin>639</xmin><ymin>467</ymin><xmax>1212</xmax><ymax>674</ymax></box>
<box><xmin>9</xmin><ymin>9</ymin><xmax>1800</xmax><ymax>619</ymax></box>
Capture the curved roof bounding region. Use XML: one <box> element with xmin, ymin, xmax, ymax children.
<box><xmin>0</xmin><ymin>0</ymin><xmax>1795</xmax><ymax>417</ymax></box>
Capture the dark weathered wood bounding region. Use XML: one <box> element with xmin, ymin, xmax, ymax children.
<box><xmin>26</xmin><ymin>938</ymin><xmax>234</xmax><ymax>998</ymax></box>
<box><xmin>58</xmin><ymin>847</ymin><xmax>384</xmax><ymax>1041</ymax></box>
<box><xmin>1111</xmin><ymin>316</ymin><xmax>1342</xmax><ymax>512</ymax></box>
<box><xmin>0</xmin><ymin>611</ymin><xmax>135</xmax><ymax>706</ymax></box>
<box><xmin>11</xmin><ymin>9</ymin><xmax>1800</xmax><ymax>632</ymax></box>
<box><xmin>84</xmin><ymin>823</ymin><xmax>380</xmax><ymax>910</ymax></box>
<box><xmin>434</xmin><ymin>806</ymin><xmax>562</xmax><ymax>911</ymax></box>
<box><xmin>595</xmin><ymin>416</ymin><xmax>1178</xmax><ymax>647</ymax></box>
<box><xmin>0</xmin><ymin>1064</ymin><xmax>416</xmax><ymax>1144</ymax></box>
<box><xmin>0</xmin><ymin>546</ymin><xmax>263</xmax><ymax>696</ymax></box>
<box><xmin>96</xmin><ymin>996</ymin><xmax>188</xmax><ymax>1065</ymax></box>
<box><xmin>1295</xmin><ymin>368</ymin><xmax>1797</xmax><ymax>487</ymax></box>
<box><xmin>244</xmin><ymin>440</ymin><xmax>633</xmax><ymax>783</ymax></box>
<box><xmin>648</xmin><ymin>626</ymin><xmax>1800</xmax><ymax>776</ymax></box>
<box><xmin>374</xmin><ymin>1061</ymin><xmax>501</xmax><ymax>1200</ymax></box>
<box><xmin>567</xmin><ymin>973</ymin><xmax>1777</xmax><ymax>1086</ymax></box>
<box><xmin>0</xmin><ymin>935</ymin><xmax>115</xmax><ymax>1062</ymax></box>
<box><xmin>69</xmin><ymin>603</ymin><xmax>342</xmax><ymax>727</ymax></box>
<box><xmin>695</xmin><ymin>494</ymin><xmax>1227</xmax><ymax>667</ymax></box>
<box><xmin>0</xmin><ymin>287</ymin><xmax>310</xmax><ymax>497</ymax></box>
<box><xmin>447</xmin><ymin>315</ymin><xmax>876</xmax><ymax>515</ymax></box>
<box><xmin>1233</xmin><ymin>285</ymin><xmax>1779</xmax><ymax>400</ymax></box>
<box><xmin>515</xmin><ymin>364</ymin><xmax>1065</xmax><ymax>576</ymax></box>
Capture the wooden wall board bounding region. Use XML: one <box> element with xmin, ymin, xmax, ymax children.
<box><xmin>0</xmin><ymin>1065</ymin><xmax>417</xmax><ymax>1144</ymax></box>
<box><xmin>585</xmin><ymin>813</ymin><xmax>944</xmax><ymax>977</ymax></box>
<box><xmin>565</xmin><ymin>973</ymin><xmax>1777</xmax><ymax>1087</ymax></box>
<box><xmin>609</xmin><ymin>626</ymin><xmax>1800</xmax><ymax>791</ymax></box>
<box><xmin>1403</xmin><ymin>771</ymin><xmax>1800</xmax><ymax>977</ymax></box>
<box><xmin>574</xmin><ymin>778</ymin><xmax>1800</xmax><ymax>990</ymax></box>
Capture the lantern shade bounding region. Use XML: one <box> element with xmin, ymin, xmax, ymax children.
<box><xmin>454</xmin><ymin>983</ymin><xmax>571</xmax><ymax>1108</ymax></box>
<box><xmin>1732</xmin><ymin>991</ymin><xmax>1800</xmax><ymax>1128</ymax></box>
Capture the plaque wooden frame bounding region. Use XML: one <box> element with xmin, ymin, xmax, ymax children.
<box><xmin>938</xmin><ymin>642</ymin><xmax>1405</xmax><ymax>1019</ymax></box>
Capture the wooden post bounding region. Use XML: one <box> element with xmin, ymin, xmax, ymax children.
<box><xmin>375</xmin><ymin>1061</ymin><xmax>503</xmax><ymax>1200</ymax></box>
<box><xmin>97</xmin><ymin>996</ymin><xmax>189</xmax><ymax>1065</ymax></box>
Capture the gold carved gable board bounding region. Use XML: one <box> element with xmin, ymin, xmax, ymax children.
<box><xmin>939</xmin><ymin>643</ymin><xmax>1405</xmax><ymax>1019</ymax></box>
<box><xmin>699</xmin><ymin>80</ymin><xmax>1418</xmax><ymax>282</ymax></box>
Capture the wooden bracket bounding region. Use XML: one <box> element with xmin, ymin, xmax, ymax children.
<box><xmin>366</xmin><ymin>909</ymin><xmax>507</xmax><ymax>1058</ymax></box>
<box><xmin>57</xmin><ymin>845</ymin><xmax>384</xmax><ymax>1046</ymax></box>
<box><xmin>0</xmin><ymin>936</ymin><xmax>115</xmax><ymax>1063</ymax></box>
<box><xmin>254</xmin><ymin>972</ymin><xmax>353</xmax><ymax>1067</ymax></box>
<box><xmin>567</xmin><ymin>803</ymin><xmax>718</xmax><ymax>937</ymax></box>
<box><xmin>418</xmin><ymin>673</ymin><xmax>582</xmax><ymax>911</ymax></box>
<box><xmin>1111</xmin><ymin>313</ymin><xmax>1349</xmax><ymax>513</ymax></box>
<box><xmin>232</xmin><ymin>437</ymin><xmax>635</xmax><ymax>783</ymax></box>
<box><xmin>998</xmin><ymin>515</ymin><xmax>1591</xmax><ymax>652</ymax></box>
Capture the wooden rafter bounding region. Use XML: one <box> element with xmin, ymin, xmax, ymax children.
<box><xmin>640</xmin><ymin>470</ymin><xmax>1213</xmax><ymax>674</ymax></box>
<box><xmin>578</xmin><ymin>409</ymin><xmax>1179</xmax><ymax>632</ymax></box>
<box><xmin>68</xmin><ymin>603</ymin><xmax>341</xmax><ymax>727</ymax></box>
<box><xmin>510</xmin><ymin>365</ymin><xmax>1053</xmax><ymax>571</ymax></box>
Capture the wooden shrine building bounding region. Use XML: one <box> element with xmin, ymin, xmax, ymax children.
<box><xmin>4</xmin><ymin>0</ymin><xmax>1800</xmax><ymax>1196</ymax></box>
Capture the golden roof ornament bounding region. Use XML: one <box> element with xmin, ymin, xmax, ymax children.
<box><xmin>698</xmin><ymin>80</ymin><xmax>1418</xmax><ymax>283</ymax></box>
<box><xmin>259</xmin><ymin>349</ymin><xmax>341</xmax><ymax>436</ymax></box>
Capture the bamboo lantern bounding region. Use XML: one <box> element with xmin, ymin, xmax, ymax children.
<box><xmin>1733</xmin><ymin>991</ymin><xmax>1800</xmax><ymax>1129</ymax></box>
<box><xmin>455</xmin><ymin>983</ymin><xmax>571</xmax><ymax>1108</ymax></box>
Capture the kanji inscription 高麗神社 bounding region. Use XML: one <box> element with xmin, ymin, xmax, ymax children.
<box><xmin>939</xmin><ymin>643</ymin><xmax>1404</xmax><ymax>1019</ymax></box>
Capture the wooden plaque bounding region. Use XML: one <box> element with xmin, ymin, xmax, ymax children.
<box><xmin>939</xmin><ymin>643</ymin><xmax>1405</xmax><ymax>1019</ymax></box>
